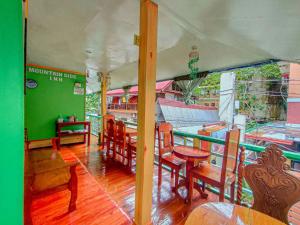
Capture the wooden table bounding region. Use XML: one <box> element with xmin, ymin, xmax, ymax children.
<box><xmin>56</xmin><ymin>121</ymin><xmax>91</xmax><ymax>149</ymax></box>
<box><xmin>126</xmin><ymin>127</ymin><xmax>138</xmax><ymax>142</ymax></box>
<box><xmin>173</xmin><ymin>145</ymin><xmax>210</xmax><ymax>201</ymax></box>
<box><xmin>185</xmin><ymin>202</ymin><xmax>285</xmax><ymax>225</ymax></box>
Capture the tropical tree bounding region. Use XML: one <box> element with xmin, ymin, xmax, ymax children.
<box><xmin>85</xmin><ymin>92</ymin><xmax>100</xmax><ymax>114</ymax></box>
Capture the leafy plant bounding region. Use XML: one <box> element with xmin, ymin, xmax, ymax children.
<box><xmin>193</xmin><ymin>63</ymin><xmax>284</xmax><ymax>121</ymax></box>
<box><xmin>85</xmin><ymin>92</ymin><xmax>100</xmax><ymax>114</ymax></box>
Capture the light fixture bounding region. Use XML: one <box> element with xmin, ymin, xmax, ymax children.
<box><xmin>85</xmin><ymin>49</ymin><xmax>93</xmax><ymax>54</ymax></box>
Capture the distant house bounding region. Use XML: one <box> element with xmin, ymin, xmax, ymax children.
<box><xmin>107</xmin><ymin>80</ymin><xmax>181</xmax><ymax>121</ymax></box>
<box><xmin>107</xmin><ymin>80</ymin><xmax>219</xmax><ymax>125</ymax></box>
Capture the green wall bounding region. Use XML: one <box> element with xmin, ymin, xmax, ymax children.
<box><xmin>0</xmin><ymin>1</ymin><xmax>24</xmax><ymax>224</ymax></box>
<box><xmin>25</xmin><ymin>66</ymin><xmax>86</xmax><ymax>141</ymax></box>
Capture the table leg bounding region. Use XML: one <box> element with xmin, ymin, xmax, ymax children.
<box><xmin>173</xmin><ymin>160</ymin><xmax>208</xmax><ymax>202</ymax></box>
<box><xmin>83</xmin><ymin>124</ymin><xmax>86</xmax><ymax>144</ymax></box>
<box><xmin>87</xmin><ymin>123</ymin><xmax>91</xmax><ymax>146</ymax></box>
<box><xmin>57</xmin><ymin>136</ymin><xmax>61</xmax><ymax>150</ymax></box>
<box><xmin>172</xmin><ymin>161</ymin><xmax>193</xmax><ymax>200</ymax></box>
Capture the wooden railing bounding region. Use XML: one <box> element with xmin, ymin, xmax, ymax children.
<box><xmin>108</xmin><ymin>103</ymin><xmax>137</xmax><ymax>111</ymax></box>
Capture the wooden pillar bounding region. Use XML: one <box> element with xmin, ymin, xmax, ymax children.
<box><xmin>134</xmin><ymin>1</ymin><xmax>158</xmax><ymax>225</ymax></box>
<box><xmin>99</xmin><ymin>72</ymin><xmax>108</xmax><ymax>144</ymax></box>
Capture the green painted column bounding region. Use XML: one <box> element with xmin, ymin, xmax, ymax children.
<box><xmin>0</xmin><ymin>1</ymin><xmax>24</xmax><ymax>225</ymax></box>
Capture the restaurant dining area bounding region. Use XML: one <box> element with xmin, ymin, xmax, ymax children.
<box><xmin>2</xmin><ymin>0</ymin><xmax>300</xmax><ymax>225</ymax></box>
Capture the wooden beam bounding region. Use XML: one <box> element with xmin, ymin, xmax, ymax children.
<box><xmin>134</xmin><ymin>1</ymin><xmax>158</xmax><ymax>225</ymax></box>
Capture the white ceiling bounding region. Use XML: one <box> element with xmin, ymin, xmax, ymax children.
<box><xmin>27</xmin><ymin>0</ymin><xmax>300</xmax><ymax>92</ymax></box>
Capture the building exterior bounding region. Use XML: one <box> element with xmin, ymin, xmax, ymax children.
<box><xmin>107</xmin><ymin>80</ymin><xmax>183</xmax><ymax>121</ymax></box>
<box><xmin>106</xmin><ymin>80</ymin><xmax>219</xmax><ymax>125</ymax></box>
<box><xmin>287</xmin><ymin>63</ymin><xmax>300</xmax><ymax>127</ymax></box>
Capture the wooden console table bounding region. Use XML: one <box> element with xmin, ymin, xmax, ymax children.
<box><xmin>56</xmin><ymin>121</ymin><xmax>91</xmax><ymax>148</ymax></box>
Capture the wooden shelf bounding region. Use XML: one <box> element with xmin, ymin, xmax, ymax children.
<box><xmin>56</xmin><ymin>121</ymin><xmax>91</xmax><ymax>148</ymax></box>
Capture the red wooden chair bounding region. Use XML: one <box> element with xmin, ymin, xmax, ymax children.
<box><xmin>157</xmin><ymin>122</ymin><xmax>185</xmax><ymax>190</ymax></box>
<box><xmin>188</xmin><ymin>128</ymin><xmax>241</xmax><ymax>203</ymax></box>
<box><xmin>114</xmin><ymin>121</ymin><xmax>127</xmax><ymax>163</ymax></box>
<box><xmin>127</xmin><ymin>141</ymin><xmax>136</xmax><ymax>171</ymax></box>
<box><xmin>104</xmin><ymin>118</ymin><xmax>115</xmax><ymax>158</ymax></box>
<box><xmin>101</xmin><ymin>114</ymin><xmax>115</xmax><ymax>150</ymax></box>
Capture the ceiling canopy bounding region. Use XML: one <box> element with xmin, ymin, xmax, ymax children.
<box><xmin>27</xmin><ymin>0</ymin><xmax>300</xmax><ymax>92</ymax></box>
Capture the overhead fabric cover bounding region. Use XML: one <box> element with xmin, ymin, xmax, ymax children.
<box><xmin>27</xmin><ymin>0</ymin><xmax>300</xmax><ymax>91</ymax></box>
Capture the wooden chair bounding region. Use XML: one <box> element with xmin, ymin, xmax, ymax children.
<box><xmin>114</xmin><ymin>121</ymin><xmax>127</xmax><ymax>163</ymax></box>
<box><xmin>244</xmin><ymin>144</ymin><xmax>300</xmax><ymax>224</ymax></box>
<box><xmin>127</xmin><ymin>141</ymin><xmax>137</xmax><ymax>171</ymax></box>
<box><xmin>157</xmin><ymin>122</ymin><xmax>185</xmax><ymax>190</ymax></box>
<box><xmin>188</xmin><ymin>128</ymin><xmax>241</xmax><ymax>203</ymax></box>
<box><xmin>104</xmin><ymin>118</ymin><xmax>115</xmax><ymax>157</ymax></box>
<box><xmin>101</xmin><ymin>114</ymin><xmax>115</xmax><ymax>150</ymax></box>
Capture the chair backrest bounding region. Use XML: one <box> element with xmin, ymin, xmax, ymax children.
<box><xmin>198</xmin><ymin>130</ymin><xmax>212</xmax><ymax>152</ymax></box>
<box><xmin>244</xmin><ymin>144</ymin><xmax>300</xmax><ymax>224</ymax></box>
<box><xmin>103</xmin><ymin>114</ymin><xmax>115</xmax><ymax>132</ymax></box>
<box><xmin>106</xmin><ymin>119</ymin><xmax>115</xmax><ymax>137</ymax></box>
<box><xmin>221</xmin><ymin>128</ymin><xmax>241</xmax><ymax>183</ymax></box>
<box><xmin>115</xmin><ymin>121</ymin><xmax>126</xmax><ymax>146</ymax></box>
<box><xmin>157</xmin><ymin>122</ymin><xmax>174</xmax><ymax>157</ymax></box>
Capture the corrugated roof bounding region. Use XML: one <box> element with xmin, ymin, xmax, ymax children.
<box><xmin>157</xmin><ymin>97</ymin><xmax>219</xmax><ymax>128</ymax></box>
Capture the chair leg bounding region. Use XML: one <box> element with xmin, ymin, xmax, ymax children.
<box><xmin>188</xmin><ymin>173</ymin><xmax>194</xmax><ymax>203</ymax></box>
<box><xmin>202</xmin><ymin>181</ymin><xmax>206</xmax><ymax>192</ymax></box>
<box><xmin>101</xmin><ymin>133</ymin><xmax>105</xmax><ymax>149</ymax></box>
<box><xmin>106</xmin><ymin>138</ymin><xmax>110</xmax><ymax>157</ymax></box>
<box><xmin>171</xmin><ymin>169</ymin><xmax>174</xmax><ymax>179</ymax></box>
<box><xmin>230</xmin><ymin>182</ymin><xmax>235</xmax><ymax>203</ymax></box>
<box><xmin>113</xmin><ymin>142</ymin><xmax>116</xmax><ymax>160</ymax></box>
<box><xmin>68</xmin><ymin>165</ymin><xmax>78</xmax><ymax>212</ymax></box>
<box><xmin>105</xmin><ymin>139</ymin><xmax>110</xmax><ymax>158</ymax></box>
<box><xmin>219</xmin><ymin>187</ymin><xmax>225</xmax><ymax>202</ymax></box>
<box><xmin>158</xmin><ymin>163</ymin><xmax>162</xmax><ymax>186</ymax></box>
<box><xmin>121</xmin><ymin>146</ymin><xmax>125</xmax><ymax>164</ymax></box>
<box><xmin>126</xmin><ymin>147</ymin><xmax>130</xmax><ymax>166</ymax></box>
<box><xmin>175</xmin><ymin>169</ymin><xmax>179</xmax><ymax>190</ymax></box>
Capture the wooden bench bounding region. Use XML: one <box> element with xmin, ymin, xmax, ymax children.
<box><xmin>24</xmin><ymin>140</ymin><xmax>79</xmax><ymax>225</ymax></box>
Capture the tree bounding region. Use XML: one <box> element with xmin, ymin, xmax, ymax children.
<box><xmin>193</xmin><ymin>63</ymin><xmax>286</xmax><ymax>123</ymax></box>
<box><xmin>85</xmin><ymin>92</ymin><xmax>100</xmax><ymax>114</ymax></box>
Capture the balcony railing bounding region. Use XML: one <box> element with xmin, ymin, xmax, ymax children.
<box><xmin>108</xmin><ymin>103</ymin><xmax>137</xmax><ymax>111</ymax></box>
<box><xmin>86</xmin><ymin>114</ymin><xmax>300</xmax><ymax>215</ymax></box>
<box><xmin>86</xmin><ymin>114</ymin><xmax>102</xmax><ymax>136</ymax></box>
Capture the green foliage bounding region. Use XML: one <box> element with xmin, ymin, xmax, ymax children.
<box><xmin>193</xmin><ymin>72</ymin><xmax>221</xmax><ymax>95</ymax></box>
<box><xmin>259</xmin><ymin>63</ymin><xmax>281</xmax><ymax>79</ymax></box>
<box><xmin>246</xmin><ymin>120</ymin><xmax>259</xmax><ymax>130</ymax></box>
<box><xmin>194</xmin><ymin>63</ymin><xmax>283</xmax><ymax>120</ymax></box>
<box><xmin>86</xmin><ymin>92</ymin><xmax>100</xmax><ymax>114</ymax></box>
